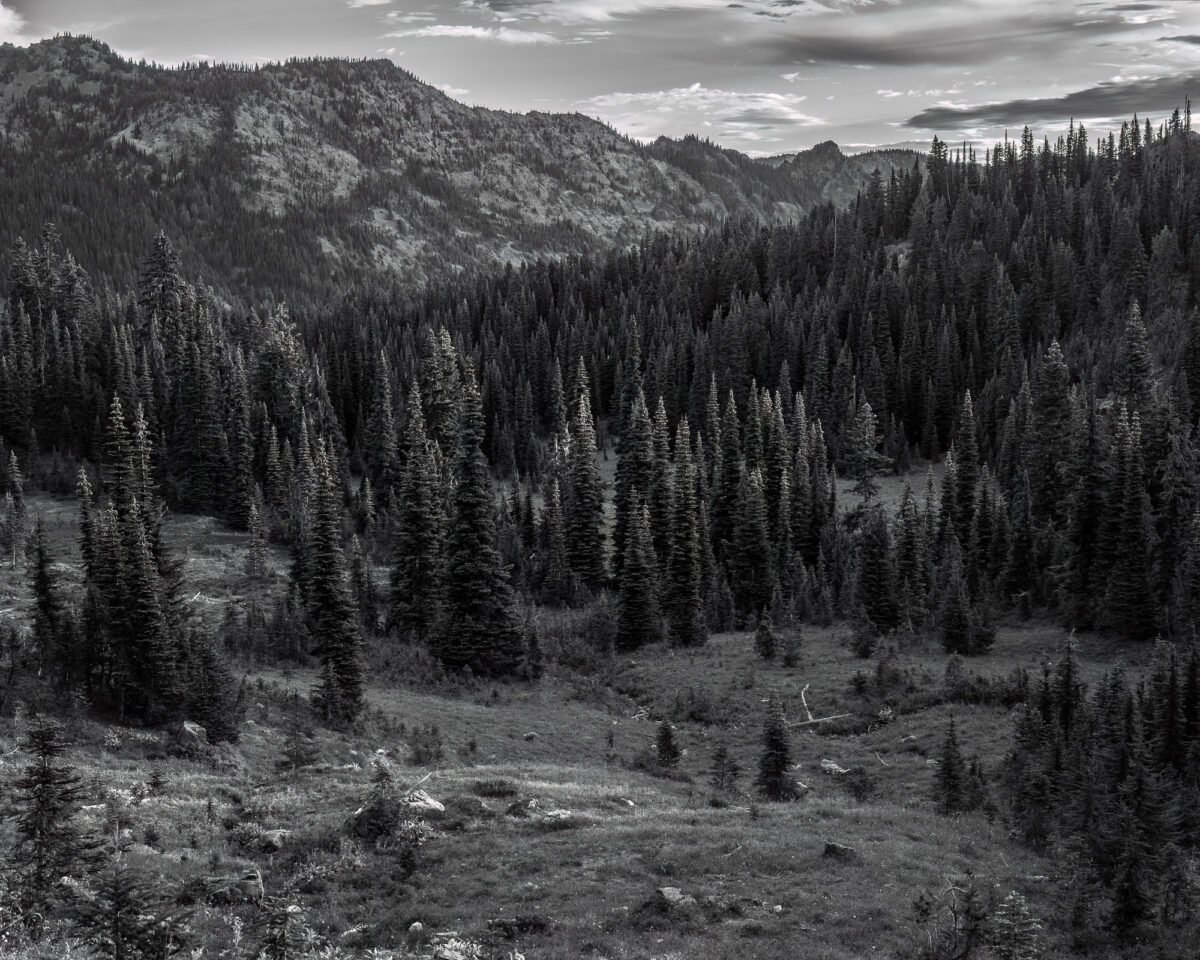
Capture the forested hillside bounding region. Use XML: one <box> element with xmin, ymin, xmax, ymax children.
<box><xmin>2</xmin><ymin>69</ymin><xmax>1200</xmax><ymax>958</ymax></box>
<box><xmin>0</xmin><ymin>34</ymin><xmax>917</xmax><ymax>308</ymax></box>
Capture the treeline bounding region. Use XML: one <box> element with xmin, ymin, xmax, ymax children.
<box><xmin>4</xmin><ymin>109</ymin><xmax>1200</xmax><ymax>712</ymax></box>
<box><xmin>1005</xmin><ymin>637</ymin><xmax>1200</xmax><ymax>942</ymax></box>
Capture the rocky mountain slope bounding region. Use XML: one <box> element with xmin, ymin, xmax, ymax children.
<box><xmin>0</xmin><ymin>35</ymin><xmax>919</xmax><ymax>306</ymax></box>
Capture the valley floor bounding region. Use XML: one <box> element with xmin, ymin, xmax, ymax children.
<box><xmin>0</xmin><ymin>493</ymin><xmax>1163</xmax><ymax>959</ymax></box>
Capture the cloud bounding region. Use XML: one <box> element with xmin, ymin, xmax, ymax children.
<box><xmin>0</xmin><ymin>2</ymin><xmax>29</xmax><ymax>44</ymax></box>
<box><xmin>386</xmin><ymin>24</ymin><xmax>559</xmax><ymax>43</ymax></box>
<box><xmin>905</xmin><ymin>72</ymin><xmax>1200</xmax><ymax>129</ymax></box>
<box><xmin>346</xmin><ymin>0</ymin><xmax>392</xmax><ymax>7</ymax></box>
<box><xmin>580</xmin><ymin>82</ymin><xmax>825</xmax><ymax>133</ymax></box>
<box><xmin>470</xmin><ymin>0</ymin><xmax>797</xmax><ymax>24</ymax></box>
<box><xmin>752</xmin><ymin>11</ymin><xmax>1134</xmax><ymax>67</ymax></box>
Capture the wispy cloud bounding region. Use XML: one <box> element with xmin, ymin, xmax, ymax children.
<box><xmin>346</xmin><ymin>0</ymin><xmax>392</xmax><ymax>7</ymax></box>
<box><xmin>749</xmin><ymin>10</ymin><xmax>1135</xmax><ymax>67</ymax></box>
<box><xmin>470</xmin><ymin>0</ymin><xmax>797</xmax><ymax>24</ymax></box>
<box><xmin>905</xmin><ymin>71</ymin><xmax>1199</xmax><ymax>129</ymax></box>
<box><xmin>386</xmin><ymin>24</ymin><xmax>559</xmax><ymax>43</ymax></box>
<box><xmin>579</xmin><ymin>82</ymin><xmax>826</xmax><ymax>140</ymax></box>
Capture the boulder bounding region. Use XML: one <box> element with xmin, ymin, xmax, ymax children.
<box><xmin>398</xmin><ymin>790</ymin><xmax>445</xmax><ymax>820</ymax></box>
<box><xmin>820</xmin><ymin>758</ymin><xmax>849</xmax><ymax>776</ymax></box>
<box><xmin>822</xmin><ymin>841</ymin><xmax>857</xmax><ymax>861</ymax></box>
<box><xmin>535</xmin><ymin>808</ymin><xmax>586</xmax><ymax>831</ymax></box>
<box><xmin>257</xmin><ymin>829</ymin><xmax>290</xmax><ymax>854</ymax></box>
<box><xmin>505</xmin><ymin>798</ymin><xmax>538</xmax><ymax>818</ymax></box>
<box><xmin>637</xmin><ymin>886</ymin><xmax>703</xmax><ymax>923</ymax></box>
<box><xmin>405</xmin><ymin>921</ymin><xmax>427</xmax><ymax>951</ymax></box>
<box><xmin>167</xmin><ymin>720</ymin><xmax>211</xmax><ymax>758</ymax></box>
<box><xmin>180</xmin><ymin>721</ymin><xmax>208</xmax><ymax>744</ymax></box>
<box><xmin>523</xmin><ymin>731</ymin><xmax>538</xmax><ymax>741</ymax></box>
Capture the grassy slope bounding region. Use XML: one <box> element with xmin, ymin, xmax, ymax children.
<box><xmin>0</xmin><ymin>489</ymin><xmax>1157</xmax><ymax>959</ymax></box>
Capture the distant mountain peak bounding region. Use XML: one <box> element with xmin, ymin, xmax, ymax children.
<box><xmin>0</xmin><ymin>34</ymin><xmax>921</xmax><ymax>306</ymax></box>
<box><xmin>806</xmin><ymin>140</ymin><xmax>843</xmax><ymax>158</ymax></box>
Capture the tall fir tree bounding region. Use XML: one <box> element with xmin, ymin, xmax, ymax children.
<box><xmin>390</xmin><ymin>387</ymin><xmax>445</xmax><ymax>644</ymax></box>
<box><xmin>439</xmin><ymin>367</ymin><xmax>525</xmax><ymax>676</ymax></box>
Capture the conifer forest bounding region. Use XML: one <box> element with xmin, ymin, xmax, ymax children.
<box><xmin>1</xmin><ymin>26</ymin><xmax>1200</xmax><ymax>960</ymax></box>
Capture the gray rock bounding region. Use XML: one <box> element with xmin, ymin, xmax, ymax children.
<box><xmin>398</xmin><ymin>790</ymin><xmax>445</xmax><ymax>820</ymax></box>
<box><xmin>638</xmin><ymin>886</ymin><xmax>702</xmax><ymax>921</ymax></box>
<box><xmin>405</xmin><ymin>921</ymin><xmax>426</xmax><ymax>950</ymax></box>
<box><xmin>822</xmin><ymin>841</ymin><xmax>857</xmax><ymax>861</ymax></box>
<box><xmin>258</xmin><ymin>829</ymin><xmax>290</xmax><ymax>853</ymax></box>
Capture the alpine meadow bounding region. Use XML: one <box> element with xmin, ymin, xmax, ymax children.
<box><xmin>3</xmin><ymin>12</ymin><xmax>1200</xmax><ymax>960</ymax></box>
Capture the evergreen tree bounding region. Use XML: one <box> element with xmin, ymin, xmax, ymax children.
<box><xmin>655</xmin><ymin>720</ymin><xmax>681</xmax><ymax>768</ymax></box>
<box><xmin>754</xmin><ymin>611</ymin><xmax>777</xmax><ymax>661</ymax></box>
<box><xmin>755</xmin><ymin>695</ymin><xmax>797</xmax><ymax>800</ymax></box>
<box><xmin>439</xmin><ymin>368</ymin><xmax>525</xmax><ymax>676</ymax></box>
<box><xmin>664</xmin><ymin>418</ymin><xmax>706</xmax><ymax>647</ymax></box>
<box><xmin>564</xmin><ymin>378</ymin><xmax>606</xmax><ymax>587</ymax></box>
<box><xmin>1104</xmin><ymin>410</ymin><xmax>1156</xmax><ymax>640</ymax></box>
<box><xmin>305</xmin><ymin>452</ymin><xmax>364</xmax><ymax>723</ymax></box>
<box><xmin>612</xmin><ymin>388</ymin><xmax>655</xmax><ymax>578</ymax></box>
<box><xmin>68</xmin><ymin>859</ymin><xmax>192</xmax><ymax>960</ymax></box>
<box><xmin>390</xmin><ymin>388</ymin><xmax>445</xmax><ymax>643</ymax></box>
<box><xmin>709</xmin><ymin>742</ymin><xmax>740</xmax><ymax>792</ymax></box>
<box><xmin>844</xmin><ymin>399</ymin><xmax>890</xmax><ymax>502</ymax></box>
<box><xmin>616</xmin><ymin>502</ymin><xmax>662</xmax><ymax>651</ymax></box>
<box><xmin>989</xmin><ymin>891</ymin><xmax>1040</xmax><ymax>960</ymax></box>
<box><xmin>5</xmin><ymin>717</ymin><xmax>96</xmax><ymax>925</ymax></box>
<box><xmin>857</xmin><ymin>505</ymin><xmax>900</xmax><ymax>633</ymax></box>
<box><xmin>934</xmin><ymin>717</ymin><xmax>968</xmax><ymax>814</ymax></box>
<box><xmin>730</xmin><ymin>466</ymin><xmax>774</xmax><ymax>617</ymax></box>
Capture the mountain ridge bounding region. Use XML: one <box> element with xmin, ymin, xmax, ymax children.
<box><xmin>0</xmin><ymin>34</ymin><xmax>921</xmax><ymax>306</ymax></box>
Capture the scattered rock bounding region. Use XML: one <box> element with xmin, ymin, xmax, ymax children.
<box><xmin>772</xmin><ymin>904</ymin><xmax>783</xmax><ymax>914</ymax></box>
<box><xmin>822</xmin><ymin>841</ymin><xmax>858</xmax><ymax>862</ymax></box>
<box><xmin>523</xmin><ymin>731</ymin><xmax>538</xmax><ymax>741</ymax></box>
<box><xmin>180</xmin><ymin>720</ymin><xmax>208</xmax><ymax>744</ymax></box>
<box><xmin>257</xmin><ymin>829</ymin><xmax>290</xmax><ymax>854</ymax></box>
<box><xmin>405</xmin><ymin>921</ymin><xmax>427</xmax><ymax>950</ymax></box>
<box><xmin>398</xmin><ymin>790</ymin><xmax>446</xmax><ymax>820</ymax></box>
<box><xmin>635</xmin><ymin>886</ymin><xmax>704</xmax><ymax>925</ymax></box>
<box><xmin>820</xmin><ymin>759</ymin><xmax>849</xmax><ymax>776</ymax></box>
<box><xmin>167</xmin><ymin>720</ymin><xmax>211</xmax><ymax>758</ymax></box>
<box><xmin>424</xmin><ymin>932</ymin><xmax>526</xmax><ymax>960</ymax></box>
<box><xmin>505</xmin><ymin>798</ymin><xmax>538</xmax><ymax>818</ymax></box>
<box><xmin>348</xmin><ymin>789</ymin><xmax>440</xmax><ymax>840</ymax></box>
<box><xmin>535</xmin><ymin>809</ymin><xmax>588</xmax><ymax>831</ymax></box>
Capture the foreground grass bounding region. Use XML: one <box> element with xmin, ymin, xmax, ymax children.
<box><xmin>0</xmin><ymin>491</ymin><xmax>1175</xmax><ymax>959</ymax></box>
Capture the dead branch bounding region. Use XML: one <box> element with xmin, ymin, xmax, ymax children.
<box><xmin>788</xmin><ymin>713</ymin><xmax>853</xmax><ymax>728</ymax></box>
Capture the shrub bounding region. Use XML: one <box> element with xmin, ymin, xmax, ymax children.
<box><xmin>408</xmin><ymin>724</ymin><xmax>443</xmax><ymax>765</ymax></box>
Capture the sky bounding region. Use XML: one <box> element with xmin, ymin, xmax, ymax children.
<box><xmin>3</xmin><ymin>0</ymin><xmax>1200</xmax><ymax>156</ymax></box>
